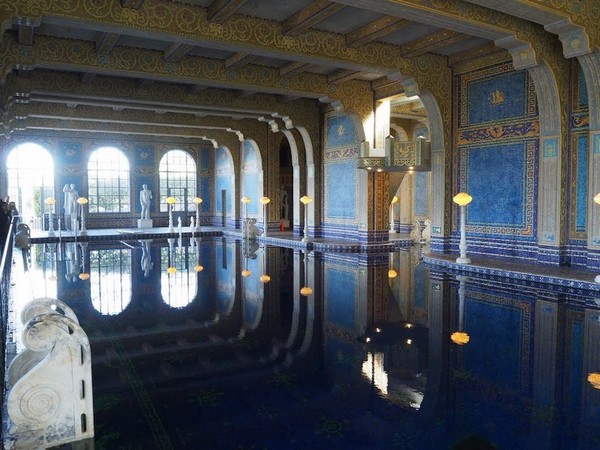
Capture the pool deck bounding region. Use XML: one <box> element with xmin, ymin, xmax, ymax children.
<box><xmin>25</xmin><ymin>225</ymin><xmax>600</xmax><ymax>291</ymax></box>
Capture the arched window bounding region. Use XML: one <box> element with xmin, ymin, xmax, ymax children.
<box><xmin>159</xmin><ymin>150</ymin><xmax>197</xmax><ymax>212</ymax></box>
<box><xmin>88</xmin><ymin>147</ymin><xmax>130</xmax><ymax>213</ymax></box>
<box><xmin>6</xmin><ymin>142</ymin><xmax>54</xmax><ymax>228</ymax></box>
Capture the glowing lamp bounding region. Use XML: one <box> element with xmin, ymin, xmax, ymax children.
<box><xmin>167</xmin><ymin>266</ymin><xmax>177</xmax><ymax>274</ymax></box>
<box><xmin>194</xmin><ymin>264</ymin><xmax>204</xmax><ymax>272</ymax></box>
<box><xmin>300</xmin><ymin>286</ymin><xmax>313</xmax><ymax>296</ymax></box>
<box><xmin>451</xmin><ymin>331</ymin><xmax>470</xmax><ymax>346</ymax></box>
<box><xmin>453</xmin><ymin>192</ymin><xmax>472</xmax><ymax>206</ymax></box>
<box><xmin>241</xmin><ymin>269</ymin><xmax>251</xmax><ymax>277</ymax></box>
<box><xmin>388</xmin><ymin>269</ymin><xmax>397</xmax><ymax>278</ymax></box>
<box><xmin>78</xmin><ymin>273</ymin><xmax>90</xmax><ymax>281</ymax></box>
<box><xmin>588</xmin><ymin>372</ymin><xmax>600</xmax><ymax>389</ymax></box>
<box><xmin>259</xmin><ymin>274</ymin><xmax>271</xmax><ymax>283</ymax></box>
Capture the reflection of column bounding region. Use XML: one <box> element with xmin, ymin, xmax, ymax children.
<box><xmin>419</xmin><ymin>269</ymin><xmax>449</xmax><ymax>419</ymax></box>
<box><xmin>389</xmin><ymin>195</ymin><xmax>398</xmax><ymax>234</ymax></box>
<box><xmin>581</xmin><ymin>307</ymin><xmax>600</xmax><ymax>447</ymax></box>
<box><xmin>527</xmin><ymin>295</ymin><xmax>561</xmax><ymax>448</ymax></box>
<box><xmin>260</xmin><ymin>196</ymin><xmax>270</xmax><ymax>237</ymax></box>
<box><xmin>451</xmin><ymin>275</ymin><xmax>469</xmax><ymax>345</ymax></box>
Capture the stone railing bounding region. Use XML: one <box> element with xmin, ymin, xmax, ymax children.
<box><xmin>5</xmin><ymin>297</ymin><xmax>94</xmax><ymax>449</ymax></box>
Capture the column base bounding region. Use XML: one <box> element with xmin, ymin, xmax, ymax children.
<box><xmin>456</xmin><ymin>256</ymin><xmax>471</xmax><ymax>264</ymax></box>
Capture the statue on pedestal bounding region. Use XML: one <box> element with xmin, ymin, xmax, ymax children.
<box><xmin>140</xmin><ymin>184</ymin><xmax>152</xmax><ymax>220</ymax></box>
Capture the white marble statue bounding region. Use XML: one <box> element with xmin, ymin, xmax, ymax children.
<box><xmin>63</xmin><ymin>183</ymin><xmax>79</xmax><ymax>218</ymax></box>
<box><xmin>139</xmin><ymin>184</ymin><xmax>152</xmax><ymax>220</ymax></box>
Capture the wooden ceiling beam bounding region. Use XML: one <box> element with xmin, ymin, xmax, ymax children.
<box><xmin>95</xmin><ymin>32</ymin><xmax>121</xmax><ymax>55</ymax></box>
<box><xmin>164</xmin><ymin>43</ymin><xmax>194</xmax><ymax>63</ymax></box>
<box><xmin>400</xmin><ymin>29</ymin><xmax>470</xmax><ymax>58</ymax></box>
<box><xmin>346</xmin><ymin>17</ymin><xmax>410</xmax><ymax>48</ymax></box>
<box><xmin>447</xmin><ymin>41</ymin><xmax>505</xmax><ymax>66</ymax></box>
<box><xmin>207</xmin><ymin>0</ymin><xmax>249</xmax><ymax>23</ymax></box>
<box><xmin>120</xmin><ymin>0</ymin><xmax>144</xmax><ymax>9</ymax></box>
<box><xmin>327</xmin><ymin>69</ymin><xmax>363</xmax><ymax>84</ymax></box>
<box><xmin>280</xmin><ymin>61</ymin><xmax>312</xmax><ymax>77</ymax></box>
<box><xmin>282</xmin><ymin>0</ymin><xmax>345</xmax><ymax>36</ymax></box>
<box><xmin>225</xmin><ymin>52</ymin><xmax>255</xmax><ymax>70</ymax></box>
<box><xmin>79</xmin><ymin>72</ymin><xmax>97</xmax><ymax>85</ymax></box>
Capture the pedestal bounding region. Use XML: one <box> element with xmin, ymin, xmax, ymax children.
<box><xmin>138</xmin><ymin>218</ymin><xmax>153</xmax><ymax>228</ymax></box>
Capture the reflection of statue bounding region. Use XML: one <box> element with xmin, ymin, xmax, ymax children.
<box><xmin>140</xmin><ymin>184</ymin><xmax>152</xmax><ymax>220</ymax></box>
<box><xmin>243</xmin><ymin>218</ymin><xmax>260</xmax><ymax>239</ymax></box>
<box><xmin>280</xmin><ymin>185</ymin><xmax>289</xmax><ymax>220</ymax></box>
<box><xmin>64</xmin><ymin>243</ymin><xmax>79</xmax><ymax>282</ymax></box>
<box><xmin>63</xmin><ymin>184</ymin><xmax>79</xmax><ymax>217</ymax></box>
<box><xmin>140</xmin><ymin>240</ymin><xmax>153</xmax><ymax>277</ymax></box>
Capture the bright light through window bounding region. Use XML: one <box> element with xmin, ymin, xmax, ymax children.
<box><xmin>6</xmin><ymin>142</ymin><xmax>54</xmax><ymax>227</ymax></box>
<box><xmin>159</xmin><ymin>150</ymin><xmax>197</xmax><ymax>212</ymax></box>
<box><xmin>88</xmin><ymin>147</ymin><xmax>130</xmax><ymax>213</ymax></box>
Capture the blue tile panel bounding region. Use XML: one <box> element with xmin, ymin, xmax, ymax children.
<box><xmin>325</xmin><ymin>160</ymin><xmax>357</xmax><ymax>220</ymax></box>
<box><xmin>326</xmin><ymin>115</ymin><xmax>356</xmax><ymax>148</ymax></box>
<box><xmin>325</xmin><ymin>267</ymin><xmax>356</xmax><ymax>330</ymax></box>
<box><xmin>576</xmin><ymin>133</ymin><xmax>588</xmax><ymax>233</ymax></box>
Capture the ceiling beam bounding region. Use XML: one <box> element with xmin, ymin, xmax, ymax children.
<box><xmin>207</xmin><ymin>0</ymin><xmax>249</xmax><ymax>23</ymax></box>
<box><xmin>120</xmin><ymin>0</ymin><xmax>144</xmax><ymax>9</ymax></box>
<box><xmin>447</xmin><ymin>41</ymin><xmax>505</xmax><ymax>66</ymax></box>
<box><xmin>95</xmin><ymin>32</ymin><xmax>121</xmax><ymax>55</ymax></box>
<box><xmin>225</xmin><ymin>52</ymin><xmax>255</xmax><ymax>70</ymax></box>
<box><xmin>17</xmin><ymin>23</ymin><xmax>35</xmax><ymax>46</ymax></box>
<box><xmin>282</xmin><ymin>0</ymin><xmax>345</xmax><ymax>36</ymax></box>
<box><xmin>79</xmin><ymin>72</ymin><xmax>97</xmax><ymax>85</ymax></box>
<box><xmin>189</xmin><ymin>85</ymin><xmax>208</xmax><ymax>94</ymax></box>
<box><xmin>399</xmin><ymin>29</ymin><xmax>470</xmax><ymax>58</ymax></box>
<box><xmin>327</xmin><ymin>69</ymin><xmax>363</xmax><ymax>84</ymax></box>
<box><xmin>164</xmin><ymin>43</ymin><xmax>194</xmax><ymax>63</ymax></box>
<box><xmin>345</xmin><ymin>17</ymin><xmax>410</xmax><ymax>48</ymax></box>
<box><xmin>280</xmin><ymin>61</ymin><xmax>312</xmax><ymax>78</ymax></box>
<box><xmin>137</xmin><ymin>79</ymin><xmax>154</xmax><ymax>89</ymax></box>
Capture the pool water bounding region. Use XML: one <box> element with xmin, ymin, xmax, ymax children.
<box><xmin>7</xmin><ymin>237</ymin><xmax>600</xmax><ymax>449</ymax></box>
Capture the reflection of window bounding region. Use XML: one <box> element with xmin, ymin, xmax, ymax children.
<box><xmin>88</xmin><ymin>147</ymin><xmax>130</xmax><ymax>213</ymax></box>
<box><xmin>6</xmin><ymin>142</ymin><xmax>54</xmax><ymax>225</ymax></box>
<box><xmin>159</xmin><ymin>150</ymin><xmax>196</xmax><ymax>212</ymax></box>
<box><xmin>90</xmin><ymin>249</ymin><xmax>132</xmax><ymax>315</ymax></box>
<box><xmin>161</xmin><ymin>240</ymin><xmax>197</xmax><ymax>308</ymax></box>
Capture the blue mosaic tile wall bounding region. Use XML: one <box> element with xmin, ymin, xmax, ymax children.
<box><xmin>215</xmin><ymin>146</ymin><xmax>233</xmax><ymax>217</ymax></box>
<box><xmin>455</xmin><ymin>62</ymin><xmax>539</xmax><ymax>257</ymax></box>
<box><xmin>241</xmin><ymin>140</ymin><xmax>260</xmax><ymax>216</ymax></box>
<box><xmin>322</xmin><ymin>113</ymin><xmax>360</xmax><ymax>239</ymax></box>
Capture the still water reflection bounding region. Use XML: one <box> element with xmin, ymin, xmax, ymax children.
<box><xmin>14</xmin><ymin>238</ymin><xmax>600</xmax><ymax>449</ymax></box>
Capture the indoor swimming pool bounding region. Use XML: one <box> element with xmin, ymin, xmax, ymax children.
<box><xmin>4</xmin><ymin>237</ymin><xmax>600</xmax><ymax>449</ymax></box>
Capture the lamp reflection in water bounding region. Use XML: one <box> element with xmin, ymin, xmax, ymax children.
<box><xmin>389</xmin><ymin>195</ymin><xmax>398</xmax><ymax>234</ymax></box>
<box><xmin>78</xmin><ymin>242</ymin><xmax>90</xmax><ymax>280</ymax></box>
<box><xmin>300</xmin><ymin>195</ymin><xmax>312</xmax><ymax>243</ymax></box>
<box><xmin>241</xmin><ymin>196</ymin><xmax>251</xmax><ymax>239</ymax></box>
<box><xmin>77</xmin><ymin>197</ymin><xmax>88</xmax><ymax>236</ymax></box>
<box><xmin>166</xmin><ymin>237</ymin><xmax>176</xmax><ymax>274</ymax></box>
<box><xmin>193</xmin><ymin>197</ymin><xmax>202</xmax><ymax>232</ymax></box>
<box><xmin>241</xmin><ymin>238</ymin><xmax>252</xmax><ymax>278</ymax></box>
<box><xmin>194</xmin><ymin>237</ymin><xmax>203</xmax><ymax>272</ymax></box>
<box><xmin>259</xmin><ymin>245</ymin><xmax>270</xmax><ymax>283</ymax></box>
<box><xmin>451</xmin><ymin>275</ymin><xmax>469</xmax><ymax>345</ymax></box>
<box><xmin>259</xmin><ymin>196</ymin><xmax>270</xmax><ymax>237</ymax></box>
<box><xmin>594</xmin><ymin>193</ymin><xmax>600</xmax><ymax>283</ymax></box>
<box><xmin>45</xmin><ymin>197</ymin><xmax>56</xmax><ymax>236</ymax></box>
<box><xmin>166</xmin><ymin>196</ymin><xmax>176</xmax><ymax>232</ymax></box>
<box><xmin>300</xmin><ymin>250</ymin><xmax>312</xmax><ymax>296</ymax></box>
<box><xmin>453</xmin><ymin>192</ymin><xmax>472</xmax><ymax>264</ymax></box>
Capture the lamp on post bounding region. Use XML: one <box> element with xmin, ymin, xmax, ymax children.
<box><xmin>259</xmin><ymin>196</ymin><xmax>270</xmax><ymax>237</ymax></box>
<box><xmin>300</xmin><ymin>195</ymin><xmax>312</xmax><ymax>243</ymax></box>
<box><xmin>389</xmin><ymin>195</ymin><xmax>398</xmax><ymax>234</ymax></box>
<box><xmin>193</xmin><ymin>197</ymin><xmax>202</xmax><ymax>232</ymax></box>
<box><xmin>241</xmin><ymin>196</ymin><xmax>251</xmax><ymax>238</ymax></box>
<box><xmin>76</xmin><ymin>197</ymin><xmax>88</xmax><ymax>236</ymax></box>
<box><xmin>44</xmin><ymin>197</ymin><xmax>56</xmax><ymax>236</ymax></box>
<box><xmin>166</xmin><ymin>196</ymin><xmax>176</xmax><ymax>232</ymax></box>
<box><xmin>594</xmin><ymin>193</ymin><xmax>600</xmax><ymax>282</ymax></box>
<box><xmin>453</xmin><ymin>192</ymin><xmax>472</xmax><ymax>264</ymax></box>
